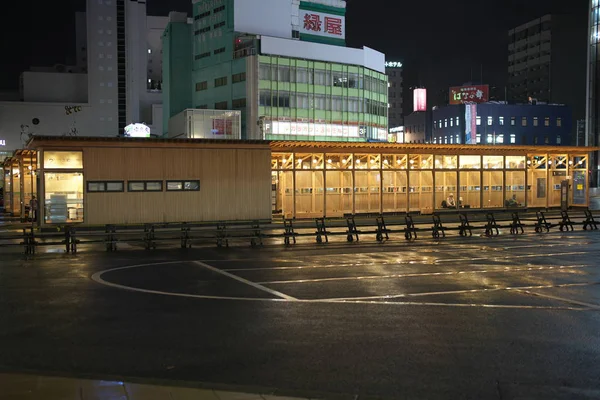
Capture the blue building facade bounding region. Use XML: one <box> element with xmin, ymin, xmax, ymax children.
<box><xmin>431</xmin><ymin>103</ymin><xmax>572</xmax><ymax>146</ymax></box>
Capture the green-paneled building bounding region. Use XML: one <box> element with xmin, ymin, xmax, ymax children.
<box><xmin>162</xmin><ymin>0</ymin><xmax>388</xmax><ymax>141</ymax></box>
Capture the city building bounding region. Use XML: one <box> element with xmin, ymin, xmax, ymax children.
<box><xmin>587</xmin><ymin>0</ymin><xmax>600</xmax><ymax>185</ymax></box>
<box><xmin>507</xmin><ymin>14</ymin><xmax>587</xmax><ymax>140</ymax></box>
<box><xmin>386</xmin><ymin>61</ymin><xmax>403</xmax><ymax>128</ymax></box>
<box><xmin>0</xmin><ymin>0</ymin><xmax>171</xmax><ymax>154</ymax></box>
<box><xmin>432</xmin><ymin>103</ymin><xmax>571</xmax><ymax>146</ymax></box>
<box><xmin>162</xmin><ymin>0</ymin><xmax>388</xmax><ymax>142</ymax></box>
<box><xmin>4</xmin><ymin>135</ymin><xmax>594</xmax><ymax>221</ymax></box>
<box><xmin>403</xmin><ymin>111</ymin><xmax>431</xmax><ymax>143</ymax></box>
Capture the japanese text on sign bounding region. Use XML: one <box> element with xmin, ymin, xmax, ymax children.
<box><xmin>449</xmin><ymin>85</ymin><xmax>489</xmax><ymax>105</ymax></box>
<box><xmin>385</xmin><ymin>61</ymin><xmax>403</xmax><ymax>68</ymax></box>
<box><xmin>299</xmin><ymin>10</ymin><xmax>345</xmax><ymax>39</ymax></box>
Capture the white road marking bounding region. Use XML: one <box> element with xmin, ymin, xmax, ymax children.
<box><xmin>318</xmin><ymin>282</ymin><xmax>600</xmax><ymax>302</ymax></box>
<box><xmin>518</xmin><ymin>289</ymin><xmax>600</xmax><ymax>310</ymax></box>
<box><xmin>255</xmin><ymin>264</ymin><xmax>593</xmax><ymax>285</ymax></box>
<box><xmin>438</xmin><ymin>251</ymin><xmax>590</xmax><ymax>263</ymax></box>
<box><xmin>91</xmin><ymin>261</ymin><xmax>292</xmax><ymax>302</ymax></box>
<box><xmin>190</xmin><ymin>261</ymin><xmax>297</xmax><ymax>300</ymax></box>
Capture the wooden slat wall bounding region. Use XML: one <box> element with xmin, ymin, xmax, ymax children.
<box><xmin>83</xmin><ymin>147</ymin><xmax>272</xmax><ymax>225</ymax></box>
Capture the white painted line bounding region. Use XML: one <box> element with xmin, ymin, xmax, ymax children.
<box><xmin>318</xmin><ymin>282</ymin><xmax>600</xmax><ymax>302</ymax></box>
<box><xmin>256</xmin><ymin>264</ymin><xmax>593</xmax><ymax>285</ymax></box>
<box><xmin>91</xmin><ymin>262</ymin><xmax>291</xmax><ymax>302</ymax></box>
<box><xmin>191</xmin><ymin>261</ymin><xmax>297</xmax><ymax>301</ymax></box>
<box><xmin>326</xmin><ymin>299</ymin><xmax>586</xmax><ymax>311</ymax></box>
<box><xmin>518</xmin><ymin>289</ymin><xmax>600</xmax><ymax>310</ymax></box>
<box><xmin>437</xmin><ymin>251</ymin><xmax>590</xmax><ymax>263</ymax></box>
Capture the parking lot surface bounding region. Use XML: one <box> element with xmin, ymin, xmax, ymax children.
<box><xmin>2</xmin><ymin>231</ymin><xmax>600</xmax><ymax>399</ymax></box>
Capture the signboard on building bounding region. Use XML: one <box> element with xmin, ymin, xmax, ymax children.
<box><xmin>385</xmin><ymin>61</ymin><xmax>403</xmax><ymax>68</ymax></box>
<box><xmin>299</xmin><ymin>9</ymin><xmax>345</xmax><ymax>40</ymax></box>
<box><xmin>124</xmin><ymin>123</ymin><xmax>150</xmax><ymax>138</ymax></box>
<box><xmin>449</xmin><ymin>85</ymin><xmax>489</xmax><ymax>105</ymax></box>
<box><xmin>212</xmin><ymin>119</ymin><xmax>233</xmax><ymax>135</ymax></box>
<box><xmin>465</xmin><ymin>104</ymin><xmax>477</xmax><ymax>144</ymax></box>
<box><xmin>413</xmin><ymin>88</ymin><xmax>427</xmax><ymax>112</ymax></box>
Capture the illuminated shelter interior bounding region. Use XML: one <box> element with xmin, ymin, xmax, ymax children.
<box><xmin>2</xmin><ymin>150</ymin><xmax>37</xmax><ymax>218</ymax></box>
<box><xmin>270</xmin><ymin>142</ymin><xmax>593</xmax><ymax>218</ymax></box>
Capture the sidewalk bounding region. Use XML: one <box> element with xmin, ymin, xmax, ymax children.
<box><xmin>0</xmin><ymin>373</ymin><xmax>313</xmax><ymax>400</ymax></box>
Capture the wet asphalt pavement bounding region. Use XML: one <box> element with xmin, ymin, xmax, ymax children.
<box><xmin>1</xmin><ymin>231</ymin><xmax>600</xmax><ymax>399</ymax></box>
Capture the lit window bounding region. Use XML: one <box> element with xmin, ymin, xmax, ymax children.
<box><xmin>510</xmin><ymin>134</ymin><xmax>516</xmax><ymax>143</ymax></box>
<box><xmin>499</xmin><ymin>116</ymin><xmax>504</xmax><ymax>126</ymax></box>
<box><xmin>450</xmin><ymin>136</ymin><xmax>454</xmax><ymax>144</ymax></box>
<box><xmin>476</xmin><ymin>134</ymin><xmax>481</xmax><ymax>144</ymax></box>
<box><xmin>450</xmin><ymin>119</ymin><xmax>453</xmax><ymax>127</ymax></box>
<box><xmin>533</xmin><ymin>117</ymin><xmax>538</xmax><ymax>126</ymax></box>
<box><xmin>148</xmin><ymin>49</ymin><xmax>152</xmax><ymax>54</ymax></box>
<box><xmin>557</xmin><ymin>135</ymin><xmax>561</xmax><ymax>144</ymax></box>
<box><xmin>557</xmin><ymin>117</ymin><xmax>562</xmax><ymax>127</ymax></box>
<box><xmin>496</xmin><ymin>134</ymin><xmax>504</xmax><ymax>144</ymax></box>
<box><xmin>487</xmin><ymin>116</ymin><xmax>493</xmax><ymax>126</ymax></box>
<box><xmin>511</xmin><ymin>117</ymin><xmax>516</xmax><ymax>126</ymax></box>
<box><xmin>544</xmin><ymin>117</ymin><xmax>550</xmax><ymax>126</ymax></box>
<box><xmin>456</xmin><ymin>117</ymin><xmax>459</xmax><ymax>126</ymax></box>
<box><xmin>444</xmin><ymin>119</ymin><xmax>448</xmax><ymax>128</ymax></box>
<box><xmin>476</xmin><ymin>116</ymin><xmax>481</xmax><ymax>126</ymax></box>
<box><xmin>444</xmin><ymin>136</ymin><xmax>448</xmax><ymax>144</ymax></box>
<box><xmin>521</xmin><ymin>117</ymin><xmax>527</xmax><ymax>126</ymax></box>
<box><xmin>487</xmin><ymin>134</ymin><xmax>493</xmax><ymax>143</ymax></box>
<box><xmin>456</xmin><ymin>135</ymin><xmax>460</xmax><ymax>144</ymax></box>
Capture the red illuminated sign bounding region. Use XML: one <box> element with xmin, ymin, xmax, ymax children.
<box><xmin>449</xmin><ymin>85</ymin><xmax>489</xmax><ymax>105</ymax></box>
<box><xmin>413</xmin><ymin>88</ymin><xmax>427</xmax><ymax>112</ymax></box>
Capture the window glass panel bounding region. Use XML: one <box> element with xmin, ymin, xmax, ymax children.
<box><xmin>505</xmin><ymin>156</ymin><xmax>525</xmax><ymax>169</ymax></box>
<box><xmin>106</xmin><ymin>182</ymin><xmax>123</xmax><ymax>192</ymax></box>
<box><xmin>184</xmin><ymin>181</ymin><xmax>200</xmax><ymax>190</ymax></box>
<box><xmin>459</xmin><ymin>155</ymin><xmax>481</xmax><ymax>169</ymax></box>
<box><xmin>167</xmin><ymin>181</ymin><xmax>183</xmax><ymax>191</ymax></box>
<box><xmin>128</xmin><ymin>182</ymin><xmax>145</xmax><ymax>191</ymax></box>
<box><xmin>483</xmin><ymin>156</ymin><xmax>503</xmax><ymax>169</ymax></box>
<box><xmin>87</xmin><ymin>182</ymin><xmax>104</xmax><ymax>192</ymax></box>
<box><xmin>146</xmin><ymin>181</ymin><xmax>162</xmax><ymax>191</ymax></box>
<box><xmin>44</xmin><ymin>151</ymin><xmax>83</xmax><ymax>169</ymax></box>
<box><xmin>44</xmin><ymin>172</ymin><xmax>84</xmax><ymax>223</ymax></box>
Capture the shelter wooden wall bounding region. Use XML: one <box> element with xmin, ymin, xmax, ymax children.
<box><xmin>83</xmin><ymin>147</ymin><xmax>271</xmax><ymax>225</ymax></box>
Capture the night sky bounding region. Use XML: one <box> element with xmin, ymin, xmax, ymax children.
<box><xmin>0</xmin><ymin>0</ymin><xmax>588</xmax><ymax>112</ymax></box>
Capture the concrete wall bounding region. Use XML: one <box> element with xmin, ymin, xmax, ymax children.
<box><xmin>22</xmin><ymin>72</ymin><xmax>88</xmax><ymax>103</ymax></box>
<box><xmin>0</xmin><ymin>102</ymin><xmax>105</xmax><ymax>152</ymax></box>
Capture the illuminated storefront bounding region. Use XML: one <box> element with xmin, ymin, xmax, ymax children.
<box><xmin>271</xmin><ymin>142</ymin><xmax>593</xmax><ymax>218</ymax></box>
<box><xmin>2</xmin><ymin>150</ymin><xmax>37</xmax><ymax>218</ymax></box>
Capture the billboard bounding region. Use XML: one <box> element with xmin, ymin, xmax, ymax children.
<box><xmin>124</xmin><ymin>123</ymin><xmax>150</xmax><ymax>138</ymax></box>
<box><xmin>465</xmin><ymin>104</ymin><xmax>477</xmax><ymax>144</ymax></box>
<box><xmin>413</xmin><ymin>88</ymin><xmax>427</xmax><ymax>112</ymax></box>
<box><xmin>299</xmin><ymin>9</ymin><xmax>345</xmax><ymax>40</ymax></box>
<box><xmin>449</xmin><ymin>85</ymin><xmax>489</xmax><ymax>105</ymax></box>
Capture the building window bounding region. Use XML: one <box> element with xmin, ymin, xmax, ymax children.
<box><xmin>556</xmin><ymin>135</ymin><xmax>561</xmax><ymax>144</ymax></box>
<box><xmin>166</xmin><ymin>180</ymin><xmax>200</xmax><ymax>191</ymax></box>
<box><xmin>476</xmin><ymin>116</ymin><xmax>481</xmax><ymax>126</ymax></box>
<box><xmin>197</xmin><ymin>104</ymin><xmax>208</xmax><ymax>109</ymax></box>
<box><xmin>544</xmin><ymin>135</ymin><xmax>549</xmax><ymax>144</ymax></box>
<box><xmin>127</xmin><ymin>181</ymin><xmax>163</xmax><ymax>192</ymax></box>
<box><xmin>544</xmin><ymin>117</ymin><xmax>550</xmax><ymax>126</ymax></box>
<box><xmin>213</xmin><ymin>47</ymin><xmax>225</xmax><ymax>55</ymax></box>
<box><xmin>195</xmin><ymin>11</ymin><xmax>210</xmax><ymax>20</ymax></box>
<box><xmin>534</xmin><ymin>137</ymin><xmax>538</xmax><ymax>144</ymax></box>
<box><xmin>499</xmin><ymin>116</ymin><xmax>504</xmax><ymax>126</ymax></box>
<box><xmin>195</xmin><ymin>52</ymin><xmax>211</xmax><ymax>60</ymax></box>
<box><xmin>521</xmin><ymin>117</ymin><xmax>527</xmax><ymax>127</ymax></box>
<box><xmin>456</xmin><ymin>117</ymin><xmax>459</xmax><ymax>126</ymax></box>
<box><xmin>496</xmin><ymin>134</ymin><xmax>504</xmax><ymax>144</ymax></box>
<box><xmin>214</xmin><ymin>76</ymin><xmax>227</xmax><ymax>87</ymax></box>
<box><xmin>195</xmin><ymin>81</ymin><xmax>208</xmax><ymax>91</ymax></box>
<box><xmin>511</xmin><ymin>117</ymin><xmax>516</xmax><ymax>126</ymax></box>
<box><xmin>456</xmin><ymin>135</ymin><xmax>460</xmax><ymax>144</ymax></box>
<box><xmin>450</xmin><ymin>119</ymin><xmax>453</xmax><ymax>127</ymax></box>
<box><xmin>195</xmin><ymin>26</ymin><xmax>211</xmax><ymax>35</ymax></box>
<box><xmin>232</xmin><ymin>98</ymin><xmax>246</xmax><ymax>108</ymax></box>
<box><xmin>487</xmin><ymin>134</ymin><xmax>493</xmax><ymax>143</ymax></box>
<box><xmin>87</xmin><ymin>181</ymin><xmax>124</xmax><ymax>192</ymax></box>
<box><xmin>476</xmin><ymin>134</ymin><xmax>481</xmax><ymax>144</ymax></box>
<box><xmin>444</xmin><ymin>119</ymin><xmax>448</xmax><ymax>127</ymax></box>
<box><xmin>557</xmin><ymin>117</ymin><xmax>562</xmax><ymax>127</ymax></box>
<box><xmin>232</xmin><ymin>72</ymin><xmax>246</xmax><ymax>83</ymax></box>
<box><xmin>214</xmin><ymin>5</ymin><xmax>225</xmax><ymax>12</ymax></box>
<box><xmin>510</xmin><ymin>134</ymin><xmax>516</xmax><ymax>143</ymax></box>
<box><xmin>487</xmin><ymin>116</ymin><xmax>493</xmax><ymax>126</ymax></box>
<box><xmin>44</xmin><ymin>172</ymin><xmax>84</xmax><ymax>224</ymax></box>
<box><xmin>214</xmin><ymin>21</ymin><xmax>225</xmax><ymax>29</ymax></box>
<box><xmin>215</xmin><ymin>101</ymin><xmax>228</xmax><ymax>109</ymax></box>
<box><xmin>434</xmin><ymin>121</ymin><xmax>437</xmax><ymax>129</ymax></box>
<box><xmin>533</xmin><ymin>117</ymin><xmax>538</xmax><ymax>126</ymax></box>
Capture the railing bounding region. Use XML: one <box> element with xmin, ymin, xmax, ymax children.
<box><xmin>0</xmin><ymin>209</ymin><xmax>598</xmax><ymax>256</ymax></box>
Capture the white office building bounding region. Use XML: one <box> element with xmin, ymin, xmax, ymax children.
<box><xmin>0</xmin><ymin>0</ymin><xmax>169</xmax><ymax>154</ymax></box>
